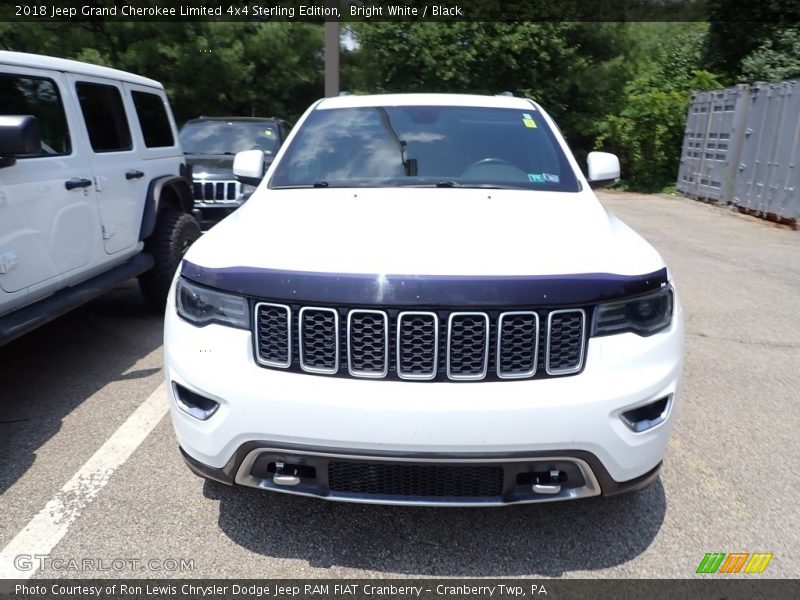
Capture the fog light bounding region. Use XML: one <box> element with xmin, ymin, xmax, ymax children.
<box><xmin>621</xmin><ymin>395</ymin><xmax>672</xmax><ymax>433</ymax></box>
<box><xmin>172</xmin><ymin>383</ymin><xmax>219</xmax><ymax>420</ymax></box>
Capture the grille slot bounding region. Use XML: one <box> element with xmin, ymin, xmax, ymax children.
<box><xmin>254</xmin><ymin>303</ymin><xmax>291</xmax><ymax>368</ymax></box>
<box><xmin>447</xmin><ymin>312</ymin><xmax>490</xmax><ymax>380</ymax></box>
<box><xmin>546</xmin><ymin>309</ymin><xmax>586</xmax><ymax>375</ymax></box>
<box><xmin>192</xmin><ymin>179</ymin><xmax>242</xmax><ymax>204</ymax></box>
<box><xmin>347</xmin><ymin>310</ymin><xmax>389</xmax><ymax>378</ymax></box>
<box><xmin>298</xmin><ymin>307</ymin><xmax>339</xmax><ymax>374</ymax></box>
<box><xmin>397</xmin><ymin>312</ymin><xmax>438</xmax><ymax>380</ymax></box>
<box><xmin>497</xmin><ymin>311</ymin><xmax>539</xmax><ymax>379</ymax></box>
<box><xmin>328</xmin><ymin>462</ymin><xmax>504</xmax><ymax>498</ymax></box>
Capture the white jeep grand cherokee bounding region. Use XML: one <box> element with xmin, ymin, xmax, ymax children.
<box><xmin>165</xmin><ymin>93</ymin><xmax>684</xmax><ymax>506</ymax></box>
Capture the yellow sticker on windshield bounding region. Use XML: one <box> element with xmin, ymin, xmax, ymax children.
<box><xmin>522</xmin><ymin>118</ymin><xmax>537</xmax><ymax>128</ymax></box>
<box><xmin>265</xmin><ymin>129</ymin><xmax>273</xmax><ymax>136</ymax></box>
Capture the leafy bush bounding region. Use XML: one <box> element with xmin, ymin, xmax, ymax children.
<box><xmin>595</xmin><ymin>25</ymin><xmax>721</xmax><ymax>191</ymax></box>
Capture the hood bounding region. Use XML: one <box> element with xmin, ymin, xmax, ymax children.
<box><xmin>184</xmin><ymin>154</ymin><xmax>234</xmax><ymax>178</ymax></box>
<box><xmin>185</xmin><ymin>188</ymin><xmax>665</xmax><ymax>279</ymax></box>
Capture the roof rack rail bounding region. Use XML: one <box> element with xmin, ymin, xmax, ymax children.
<box><xmin>497</xmin><ymin>91</ymin><xmax>514</xmax><ymax>97</ymax></box>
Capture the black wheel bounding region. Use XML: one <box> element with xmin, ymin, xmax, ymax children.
<box><xmin>139</xmin><ymin>209</ymin><xmax>201</xmax><ymax>312</ymax></box>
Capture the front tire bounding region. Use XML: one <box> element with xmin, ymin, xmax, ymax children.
<box><xmin>139</xmin><ymin>210</ymin><xmax>200</xmax><ymax>312</ymax></box>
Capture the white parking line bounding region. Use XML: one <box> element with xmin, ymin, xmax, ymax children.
<box><xmin>0</xmin><ymin>383</ymin><xmax>168</xmax><ymax>579</ymax></box>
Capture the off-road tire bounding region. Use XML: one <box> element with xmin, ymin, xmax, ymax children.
<box><xmin>139</xmin><ymin>209</ymin><xmax>201</xmax><ymax>312</ymax></box>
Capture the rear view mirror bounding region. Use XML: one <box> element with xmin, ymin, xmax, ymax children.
<box><xmin>233</xmin><ymin>150</ymin><xmax>266</xmax><ymax>187</ymax></box>
<box><xmin>587</xmin><ymin>151</ymin><xmax>620</xmax><ymax>188</ymax></box>
<box><xmin>0</xmin><ymin>115</ymin><xmax>41</xmax><ymax>168</ymax></box>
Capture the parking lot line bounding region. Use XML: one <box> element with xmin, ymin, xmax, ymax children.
<box><xmin>0</xmin><ymin>383</ymin><xmax>168</xmax><ymax>579</ymax></box>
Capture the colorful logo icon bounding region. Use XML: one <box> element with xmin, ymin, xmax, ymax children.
<box><xmin>696</xmin><ymin>552</ymin><xmax>773</xmax><ymax>574</ymax></box>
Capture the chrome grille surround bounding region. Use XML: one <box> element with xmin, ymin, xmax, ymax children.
<box><xmin>446</xmin><ymin>312</ymin><xmax>490</xmax><ymax>381</ymax></box>
<box><xmin>497</xmin><ymin>311</ymin><xmax>539</xmax><ymax>379</ymax></box>
<box><xmin>396</xmin><ymin>311</ymin><xmax>439</xmax><ymax>380</ymax></box>
<box><xmin>252</xmin><ymin>305</ymin><xmax>588</xmax><ymax>381</ymax></box>
<box><xmin>298</xmin><ymin>306</ymin><xmax>339</xmax><ymax>375</ymax></box>
<box><xmin>254</xmin><ymin>302</ymin><xmax>292</xmax><ymax>368</ymax></box>
<box><xmin>347</xmin><ymin>309</ymin><xmax>389</xmax><ymax>378</ymax></box>
<box><xmin>545</xmin><ymin>309</ymin><xmax>587</xmax><ymax>375</ymax></box>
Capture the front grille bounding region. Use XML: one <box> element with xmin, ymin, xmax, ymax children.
<box><xmin>192</xmin><ymin>180</ymin><xmax>242</xmax><ymax>204</ymax></box>
<box><xmin>253</xmin><ymin>305</ymin><xmax>588</xmax><ymax>381</ymax></box>
<box><xmin>328</xmin><ymin>462</ymin><xmax>504</xmax><ymax>498</ymax></box>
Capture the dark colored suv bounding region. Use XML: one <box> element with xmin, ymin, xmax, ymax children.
<box><xmin>179</xmin><ymin>116</ymin><xmax>290</xmax><ymax>227</ymax></box>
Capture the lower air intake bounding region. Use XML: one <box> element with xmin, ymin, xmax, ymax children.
<box><xmin>328</xmin><ymin>461</ymin><xmax>504</xmax><ymax>498</ymax></box>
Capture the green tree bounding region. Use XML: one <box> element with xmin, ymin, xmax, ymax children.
<box><xmin>705</xmin><ymin>0</ymin><xmax>800</xmax><ymax>81</ymax></box>
<box><xmin>0</xmin><ymin>21</ymin><xmax>323</xmax><ymax>124</ymax></box>
<box><xmin>348</xmin><ymin>22</ymin><xmax>634</xmax><ymax>161</ymax></box>
<box><xmin>740</xmin><ymin>27</ymin><xmax>800</xmax><ymax>82</ymax></box>
<box><xmin>596</xmin><ymin>24</ymin><xmax>721</xmax><ymax>190</ymax></box>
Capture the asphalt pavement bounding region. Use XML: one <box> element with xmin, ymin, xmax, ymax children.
<box><xmin>1</xmin><ymin>191</ymin><xmax>798</xmax><ymax>579</ymax></box>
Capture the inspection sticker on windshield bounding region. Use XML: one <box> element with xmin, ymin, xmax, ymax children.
<box><xmin>521</xmin><ymin>113</ymin><xmax>537</xmax><ymax>128</ymax></box>
<box><xmin>528</xmin><ymin>173</ymin><xmax>560</xmax><ymax>183</ymax></box>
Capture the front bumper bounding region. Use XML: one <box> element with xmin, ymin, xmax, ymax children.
<box><xmin>165</xmin><ymin>285</ymin><xmax>683</xmax><ymax>504</ymax></box>
<box><xmin>181</xmin><ymin>443</ymin><xmax>662</xmax><ymax>506</ymax></box>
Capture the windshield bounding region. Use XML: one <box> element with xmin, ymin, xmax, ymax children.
<box><xmin>179</xmin><ymin>120</ymin><xmax>278</xmax><ymax>155</ymax></box>
<box><xmin>269</xmin><ymin>105</ymin><xmax>579</xmax><ymax>191</ymax></box>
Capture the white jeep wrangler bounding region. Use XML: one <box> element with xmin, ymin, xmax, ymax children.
<box><xmin>0</xmin><ymin>52</ymin><xmax>200</xmax><ymax>345</ymax></box>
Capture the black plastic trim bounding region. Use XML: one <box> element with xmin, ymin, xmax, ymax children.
<box><xmin>139</xmin><ymin>175</ymin><xmax>194</xmax><ymax>241</ymax></box>
<box><xmin>0</xmin><ymin>253</ymin><xmax>154</xmax><ymax>347</ymax></box>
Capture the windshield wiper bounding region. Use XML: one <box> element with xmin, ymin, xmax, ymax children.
<box><xmin>183</xmin><ymin>151</ymin><xmax>236</xmax><ymax>156</ymax></box>
<box><xmin>269</xmin><ymin>182</ymin><xmax>331</xmax><ymax>189</ymax></box>
<box><xmin>435</xmin><ymin>181</ymin><xmax>462</xmax><ymax>187</ymax></box>
<box><xmin>375</xmin><ymin>107</ymin><xmax>418</xmax><ymax>177</ymax></box>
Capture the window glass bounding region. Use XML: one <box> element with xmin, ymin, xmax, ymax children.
<box><xmin>75</xmin><ymin>82</ymin><xmax>132</xmax><ymax>152</ymax></box>
<box><xmin>270</xmin><ymin>106</ymin><xmax>580</xmax><ymax>192</ymax></box>
<box><xmin>132</xmin><ymin>90</ymin><xmax>174</xmax><ymax>148</ymax></box>
<box><xmin>0</xmin><ymin>74</ymin><xmax>71</xmax><ymax>156</ymax></box>
<box><xmin>179</xmin><ymin>120</ymin><xmax>280</xmax><ymax>155</ymax></box>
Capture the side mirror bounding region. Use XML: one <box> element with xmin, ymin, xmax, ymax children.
<box><xmin>0</xmin><ymin>115</ymin><xmax>41</xmax><ymax>169</ymax></box>
<box><xmin>587</xmin><ymin>151</ymin><xmax>620</xmax><ymax>188</ymax></box>
<box><xmin>233</xmin><ymin>149</ymin><xmax>266</xmax><ymax>187</ymax></box>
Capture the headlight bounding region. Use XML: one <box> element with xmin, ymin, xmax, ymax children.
<box><xmin>592</xmin><ymin>285</ymin><xmax>673</xmax><ymax>337</ymax></box>
<box><xmin>176</xmin><ymin>277</ymin><xmax>250</xmax><ymax>329</ymax></box>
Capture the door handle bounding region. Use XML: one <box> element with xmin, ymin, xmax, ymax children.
<box><xmin>65</xmin><ymin>177</ymin><xmax>92</xmax><ymax>190</ymax></box>
<box><xmin>125</xmin><ymin>170</ymin><xmax>145</xmax><ymax>180</ymax></box>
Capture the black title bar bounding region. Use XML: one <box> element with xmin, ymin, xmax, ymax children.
<box><xmin>3</xmin><ymin>1</ymin><xmax>799</xmax><ymax>22</ymax></box>
<box><xmin>1</xmin><ymin>579</ymin><xmax>799</xmax><ymax>600</ymax></box>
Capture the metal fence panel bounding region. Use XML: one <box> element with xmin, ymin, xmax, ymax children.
<box><xmin>676</xmin><ymin>85</ymin><xmax>749</xmax><ymax>203</ymax></box>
